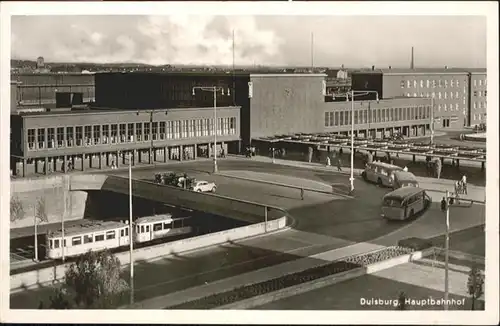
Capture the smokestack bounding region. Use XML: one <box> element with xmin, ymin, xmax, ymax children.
<box><xmin>410</xmin><ymin>46</ymin><xmax>414</xmax><ymax>69</ymax></box>
<box><xmin>372</xmin><ymin>65</ymin><xmax>375</xmax><ymax>71</ymax></box>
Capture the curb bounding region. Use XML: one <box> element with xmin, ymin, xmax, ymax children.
<box><xmin>217</xmin><ymin>247</ymin><xmax>434</xmax><ymax>309</ymax></box>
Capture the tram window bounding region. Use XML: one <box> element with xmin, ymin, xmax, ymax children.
<box><xmin>54</xmin><ymin>239</ymin><xmax>60</xmax><ymax>248</ymax></box>
<box><xmin>72</xmin><ymin>236</ymin><xmax>82</xmax><ymax>246</ymax></box>
<box><xmin>106</xmin><ymin>231</ymin><xmax>116</xmax><ymax>240</ymax></box>
<box><xmin>153</xmin><ymin>223</ymin><xmax>163</xmax><ymax>231</ymax></box>
<box><xmin>126</xmin><ymin>228</ymin><xmax>129</xmax><ymax>236</ymax></box>
<box><xmin>146</xmin><ymin>225</ymin><xmax>150</xmax><ymax>232</ymax></box>
<box><xmin>95</xmin><ymin>234</ymin><xmax>105</xmax><ymax>242</ymax></box>
<box><xmin>49</xmin><ymin>240</ymin><xmax>53</xmax><ymax>249</ymax></box>
<box><xmin>64</xmin><ymin>240</ymin><xmax>66</xmax><ymax>247</ymax></box>
<box><xmin>84</xmin><ymin>235</ymin><xmax>93</xmax><ymax>244</ymax></box>
<box><xmin>140</xmin><ymin>225</ymin><xmax>145</xmax><ymax>233</ymax></box>
<box><xmin>163</xmin><ymin>222</ymin><xmax>171</xmax><ymax>229</ymax></box>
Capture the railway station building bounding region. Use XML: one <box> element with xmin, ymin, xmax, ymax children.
<box><xmin>350</xmin><ymin>67</ymin><xmax>487</xmax><ymax>129</ymax></box>
<box><xmin>8</xmin><ymin>70</ymin><xmax>474</xmax><ymax>177</ymax></box>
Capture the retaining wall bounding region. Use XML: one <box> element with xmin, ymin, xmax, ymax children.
<box><xmin>10</xmin><ymin>216</ymin><xmax>287</xmax><ymax>293</ymax></box>
<box><xmin>10</xmin><ymin>176</ymin><xmax>87</xmax><ymax>229</ymax></box>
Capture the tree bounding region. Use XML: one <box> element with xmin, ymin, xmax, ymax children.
<box><xmin>35</xmin><ymin>196</ymin><xmax>49</xmax><ymax>224</ymax></box>
<box><xmin>433</xmin><ymin>158</ymin><xmax>442</xmax><ymax>179</ymax></box>
<box><xmin>10</xmin><ymin>195</ymin><xmax>25</xmax><ymax>222</ymax></box>
<box><xmin>467</xmin><ymin>266</ymin><xmax>484</xmax><ymax>310</ymax></box>
<box><xmin>46</xmin><ymin>250</ymin><xmax>129</xmax><ymax>309</ymax></box>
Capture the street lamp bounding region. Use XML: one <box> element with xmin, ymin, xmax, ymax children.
<box><xmin>119</xmin><ymin>151</ymin><xmax>134</xmax><ymax>304</ymax></box>
<box><xmin>192</xmin><ymin>86</ymin><xmax>230</xmax><ymax>174</ymax></box>
<box><xmin>430</xmin><ymin>96</ymin><xmax>435</xmax><ymax>144</ymax></box>
<box><xmin>347</xmin><ymin>90</ymin><xmax>379</xmax><ymax>194</ymax></box>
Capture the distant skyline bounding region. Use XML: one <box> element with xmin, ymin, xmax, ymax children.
<box><xmin>11</xmin><ymin>15</ymin><xmax>486</xmax><ymax>68</ymax></box>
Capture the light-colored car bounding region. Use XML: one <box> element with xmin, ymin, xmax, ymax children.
<box><xmin>191</xmin><ymin>180</ymin><xmax>217</xmax><ymax>193</ymax></box>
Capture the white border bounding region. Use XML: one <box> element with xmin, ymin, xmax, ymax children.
<box><xmin>1</xmin><ymin>1</ymin><xmax>498</xmax><ymax>325</ymax></box>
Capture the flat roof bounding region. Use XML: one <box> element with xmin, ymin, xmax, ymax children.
<box><xmin>48</xmin><ymin>220</ymin><xmax>126</xmax><ymax>238</ymax></box>
<box><xmin>384</xmin><ymin>186</ymin><xmax>424</xmax><ymax>199</ymax></box>
<box><xmin>14</xmin><ymin>105</ymin><xmax>240</xmax><ymax>118</ymax></box>
<box><xmin>250</xmin><ymin>73</ymin><xmax>327</xmax><ymax>78</ymax></box>
<box><xmin>135</xmin><ymin>214</ymin><xmax>173</xmax><ymax>225</ymax></box>
<box><xmin>352</xmin><ymin>68</ymin><xmax>486</xmax><ymax>75</ymax></box>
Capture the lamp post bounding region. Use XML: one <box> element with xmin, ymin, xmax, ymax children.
<box><xmin>192</xmin><ymin>86</ymin><xmax>230</xmax><ymax>174</ymax></box>
<box><xmin>119</xmin><ymin>151</ymin><xmax>134</xmax><ymax>304</ymax></box>
<box><xmin>430</xmin><ymin>97</ymin><xmax>435</xmax><ymax>144</ymax></box>
<box><xmin>444</xmin><ymin>190</ymin><xmax>450</xmax><ymax>310</ymax></box>
<box><xmin>347</xmin><ymin>90</ymin><xmax>379</xmax><ymax>194</ymax></box>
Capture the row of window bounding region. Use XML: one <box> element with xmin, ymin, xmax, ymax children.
<box><xmin>401</xmin><ymin>78</ymin><xmax>487</xmax><ymax>89</ymax></box>
<box><xmin>26</xmin><ymin>117</ymin><xmax>237</xmax><ymax>151</ymax></box>
<box><xmin>473</xmin><ymin>102</ymin><xmax>487</xmax><ymax>110</ymax></box>
<box><xmin>436</xmin><ymin>103</ymin><xmax>462</xmax><ymax>112</ymax></box>
<box><xmin>49</xmin><ymin>228</ymin><xmax>128</xmax><ymax>249</ymax></box>
<box><xmin>405</xmin><ymin>91</ymin><xmax>465</xmax><ymax>100</ymax></box>
<box><xmin>473</xmin><ymin>113</ymin><xmax>484</xmax><ymax>122</ymax></box>
<box><xmin>324</xmin><ymin>106</ymin><xmax>430</xmax><ymax>127</ymax></box>
<box><xmin>473</xmin><ymin>90</ymin><xmax>487</xmax><ymax>97</ymax></box>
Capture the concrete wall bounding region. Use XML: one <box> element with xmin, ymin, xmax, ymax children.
<box><xmin>10</xmin><ymin>176</ymin><xmax>87</xmax><ymax>229</ymax></box>
<box><xmin>249</xmin><ymin>75</ymin><xmax>327</xmax><ymax>138</ymax></box>
<box><xmin>10</xmin><ymin>216</ymin><xmax>287</xmax><ymax>292</ymax></box>
<box><xmin>469</xmin><ymin>73</ymin><xmax>487</xmax><ymax>126</ymax></box>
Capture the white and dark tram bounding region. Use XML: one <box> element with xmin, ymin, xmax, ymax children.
<box><xmin>46</xmin><ymin>214</ymin><xmax>193</xmax><ymax>260</ymax></box>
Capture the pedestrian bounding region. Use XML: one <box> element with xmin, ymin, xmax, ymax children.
<box><xmin>336</xmin><ymin>157</ymin><xmax>342</xmax><ymax>172</ymax></box>
<box><xmin>461</xmin><ymin>175</ymin><xmax>468</xmax><ymax>194</ymax></box>
<box><xmin>403</xmin><ymin>166</ymin><xmax>408</xmax><ymax>172</ymax></box>
<box><xmin>300</xmin><ymin>188</ymin><xmax>304</xmax><ymax>200</ymax></box>
<box><xmin>326</xmin><ymin>156</ymin><xmax>331</xmax><ymax>167</ymax></box>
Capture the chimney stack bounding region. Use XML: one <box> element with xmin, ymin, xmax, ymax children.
<box><xmin>444</xmin><ymin>65</ymin><xmax>448</xmax><ymax>70</ymax></box>
<box><xmin>371</xmin><ymin>65</ymin><xmax>375</xmax><ymax>71</ymax></box>
<box><xmin>389</xmin><ymin>65</ymin><xmax>392</xmax><ymax>69</ymax></box>
<box><xmin>410</xmin><ymin>46</ymin><xmax>414</xmax><ymax>69</ymax></box>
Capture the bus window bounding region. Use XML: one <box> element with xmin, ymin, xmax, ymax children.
<box><xmin>153</xmin><ymin>223</ymin><xmax>163</xmax><ymax>231</ymax></box>
<box><xmin>72</xmin><ymin>236</ymin><xmax>82</xmax><ymax>246</ymax></box>
<box><xmin>84</xmin><ymin>235</ymin><xmax>93</xmax><ymax>244</ymax></box>
<box><xmin>383</xmin><ymin>198</ymin><xmax>401</xmax><ymax>207</ymax></box>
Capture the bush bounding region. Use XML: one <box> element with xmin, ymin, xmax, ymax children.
<box><xmin>398</xmin><ymin>237</ymin><xmax>433</xmax><ymax>251</ymax></box>
<box><xmin>343</xmin><ymin>246</ymin><xmax>414</xmax><ymax>266</ymax></box>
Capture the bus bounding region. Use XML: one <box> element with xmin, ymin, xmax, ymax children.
<box><xmin>362</xmin><ymin>161</ymin><xmax>403</xmax><ymax>188</ymax></box>
<box><xmin>392</xmin><ymin>171</ymin><xmax>419</xmax><ymax>189</ymax></box>
<box><xmin>381</xmin><ymin>187</ymin><xmax>431</xmax><ymax>221</ymax></box>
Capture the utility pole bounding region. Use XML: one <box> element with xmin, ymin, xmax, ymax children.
<box><xmin>444</xmin><ymin>190</ymin><xmax>450</xmax><ymax>310</ymax></box>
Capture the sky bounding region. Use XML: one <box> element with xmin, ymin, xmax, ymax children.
<box><xmin>11</xmin><ymin>15</ymin><xmax>487</xmax><ymax>68</ymax></box>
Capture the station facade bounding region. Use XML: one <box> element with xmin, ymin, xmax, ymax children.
<box><xmin>350</xmin><ymin>68</ymin><xmax>487</xmax><ymax>129</ymax></box>
<box><xmin>9</xmin><ymin>70</ymin><xmax>477</xmax><ymax>177</ymax></box>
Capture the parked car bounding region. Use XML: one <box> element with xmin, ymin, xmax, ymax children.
<box><xmin>191</xmin><ymin>180</ymin><xmax>217</xmax><ymax>193</ymax></box>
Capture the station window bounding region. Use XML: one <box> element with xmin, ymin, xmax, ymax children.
<box><xmin>324</xmin><ymin>112</ymin><xmax>329</xmax><ymax>127</ymax></box>
<box><xmin>37</xmin><ymin>128</ymin><xmax>46</xmax><ymax>149</ymax></box>
<box><xmin>135</xmin><ymin>123</ymin><xmax>142</xmax><ymax>141</ymax></box>
<box><xmin>450</xmin><ymin>92</ymin><xmax>453</xmax><ymax>99</ymax></box>
<box><xmin>84</xmin><ymin>235</ymin><xmax>93</xmax><ymax>244</ymax></box>
<box><xmin>144</xmin><ymin>122</ymin><xmax>150</xmax><ymax>141</ymax></box>
<box><xmin>152</xmin><ymin>122</ymin><xmax>158</xmax><ymax>140</ymax></box>
<box><xmin>95</xmin><ymin>234</ymin><xmax>105</xmax><ymax>242</ymax></box>
<box><xmin>190</xmin><ymin>119</ymin><xmax>197</xmax><ymax>137</ymax></box>
<box><xmin>93</xmin><ymin>125</ymin><xmax>100</xmax><ymax>145</ymax></box>
<box><xmin>56</xmin><ymin>127</ymin><xmax>64</xmax><ymax>148</ymax></box>
<box><xmin>66</xmin><ymin>127</ymin><xmax>74</xmax><ymax>147</ymax></box>
<box><xmin>27</xmin><ymin>129</ymin><xmax>36</xmax><ymax>150</ymax></box>
<box><xmin>438</xmin><ymin>80</ymin><xmax>442</xmax><ymax>87</ymax></box>
<box><xmin>119</xmin><ymin>124</ymin><xmax>126</xmax><ymax>143</ymax></box>
<box><xmin>72</xmin><ymin>236</ymin><xmax>82</xmax><ymax>246</ymax></box>
<box><xmin>444</xmin><ymin>92</ymin><xmax>447</xmax><ymax>99</ymax></box>
<box><xmin>406</xmin><ymin>80</ymin><xmax>411</xmax><ymax>88</ymax></box>
<box><xmin>174</xmin><ymin>120</ymin><xmax>181</xmax><ymax>139</ymax></box>
<box><xmin>334</xmin><ymin>112</ymin><xmax>339</xmax><ymax>126</ymax></box>
<box><xmin>47</xmin><ymin>128</ymin><xmax>55</xmax><ymax>149</ymax></box>
<box><xmin>208</xmin><ymin>119</ymin><xmax>214</xmax><ymax>136</ymax></box>
<box><xmin>159</xmin><ymin>122</ymin><xmax>166</xmax><ymax>140</ymax></box>
<box><xmin>400</xmin><ymin>81</ymin><xmax>405</xmax><ymax>88</ymax></box>
<box><xmin>444</xmin><ymin>80</ymin><xmax>448</xmax><ymax>88</ymax></box>
<box><xmin>413</xmin><ymin>80</ymin><xmax>417</xmax><ymax>88</ymax></box>
<box><xmin>420</xmin><ymin>80</ymin><xmax>424</xmax><ymax>88</ymax></box>
<box><xmin>426</xmin><ymin>80</ymin><xmax>430</xmax><ymax>88</ymax></box>
<box><xmin>128</xmin><ymin>123</ymin><xmax>135</xmax><ymax>142</ymax></box>
<box><xmin>181</xmin><ymin>120</ymin><xmax>189</xmax><ymax>138</ymax></box>
<box><xmin>432</xmin><ymin>80</ymin><xmax>436</xmax><ymax>88</ymax></box>
<box><xmin>102</xmin><ymin>125</ymin><xmax>109</xmax><ymax>144</ymax></box>
<box><xmin>74</xmin><ymin>126</ymin><xmax>83</xmax><ymax>146</ymax></box>
<box><xmin>166</xmin><ymin>121</ymin><xmax>172</xmax><ymax>139</ymax></box>
<box><xmin>339</xmin><ymin>112</ymin><xmax>344</xmax><ymax>126</ymax></box>
<box><xmin>106</xmin><ymin>231</ymin><xmax>115</xmax><ymax>240</ymax></box>
<box><xmin>110</xmin><ymin>124</ymin><xmax>118</xmax><ymax>143</ymax></box>
<box><xmin>84</xmin><ymin>126</ymin><xmax>92</xmax><ymax>146</ymax></box>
